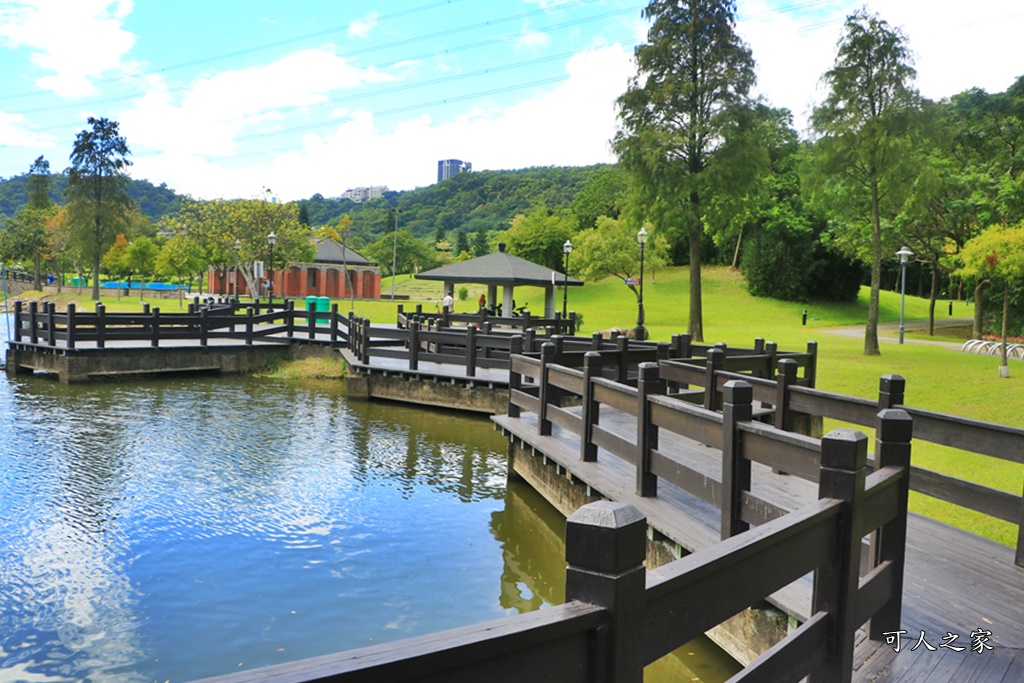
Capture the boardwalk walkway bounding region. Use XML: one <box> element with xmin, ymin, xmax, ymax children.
<box><xmin>493</xmin><ymin>406</ymin><xmax>1024</xmax><ymax>683</ymax></box>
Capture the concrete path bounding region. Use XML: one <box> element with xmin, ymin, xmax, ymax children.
<box><xmin>820</xmin><ymin>318</ymin><xmax>973</xmax><ymax>351</ymax></box>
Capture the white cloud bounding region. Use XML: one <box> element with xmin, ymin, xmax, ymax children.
<box><xmin>0</xmin><ymin>110</ymin><xmax>57</xmax><ymax>148</ymax></box>
<box><xmin>133</xmin><ymin>44</ymin><xmax>634</xmax><ymax>201</ymax></box>
<box><xmin>120</xmin><ymin>48</ymin><xmax>395</xmax><ymax>158</ymax></box>
<box><xmin>0</xmin><ymin>0</ymin><xmax>137</xmax><ymax>98</ymax></box>
<box><xmin>514</xmin><ymin>29</ymin><xmax>551</xmax><ymax>51</ymax></box>
<box><xmin>348</xmin><ymin>11</ymin><xmax>378</xmax><ymax>39</ymax></box>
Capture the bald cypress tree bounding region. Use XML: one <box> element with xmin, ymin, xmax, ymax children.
<box><xmin>613</xmin><ymin>0</ymin><xmax>761</xmax><ymax>341</ymax></box>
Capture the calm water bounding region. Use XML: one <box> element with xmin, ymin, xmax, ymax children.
<box><xmin>0</xmin><ymin>314</ymin><xmax>737</xmax><ymax>682</ymax></box>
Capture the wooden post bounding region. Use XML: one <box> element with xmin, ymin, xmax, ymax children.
<box><xmin>753</xmin><ymin>338</ymin><xmax>765</xmax><ymax>378</ymax></box>
<box><xmin>765</xmin><ymin>341</ymin><xmax>778</xmax><ymax>380</ymax></box>
<box><xmin>810</xmin><ymin>429</ymin><xmax>868</xmax><ymax>683</ymax></box>
<box><xmin>66</xmin><ymin>303</ymin><xmax>76</xmax><ymax>349</ymax></box>
<box><xmin>591</xmin><ymin>331</ymin><xmax>603</xmax><ymax>351</ymax></box>
<box><xmin>200</xmin><ymin>307</ymin><xmax>209</xmax><ymax>347</ymax></box>
<box><xmin>564</xmin><ymin>502</ymin><xmax>646</xmax><ymax>683</ymax></box>
<box><xmin>538</xmin><ymin>342</ymin><xmax>555</xmax><ymax>436</ymax></box>
<box><xmin>524</xmin><ymin>328</ymin><xmax>536</xmax><ymax>354</ymax></box>
<box><xmin>96</xmin><ymin>303</ymin><xmax>106</xmax><ymax>349</ymax></box>
<box><xmin>774</xmin><ymin>359</ymin><xmax>798</xmax><ymax>431</ymax></box>
<box><xmin>360</xmin><ymin>318</ymin><xmax>371</xmax><ymax>364</ymax></box>
<box><xmin>151</xmin><ymin>307</ymin><xmax>160</xmax><ymax>347</ymax></box>
<box><xmin>805</xmin><ymin>341</ymin><xmax>818</xmax><ymax>388</ymax></box>
<box><xmin>1017</xmin><ymin>487</ymin><xmax>1024</xmax><ymax>568</ymax></box>
<box><xmin>465</xmin><ymin>324</ymin><xmax>477</xmax><ymax>377</ymax></box>
<box><xmin>672</xmin><ymin>332</ymin><xmax>692</xmax><ymax>359</ymax></box>
<box><xmin>409</xmin><ymin>319</ymin><xmax>420</xmax><ymax>371</ymax></box>
<box><xmin>29</xmin><ymin>301</ymin><xmax>38</xmax><ymax>345</ymax></box>
<box><xmin>704</xmin><ymin>347</ymin><xmax>724</xmax><ymax>410</ymax></box>
<box><xmin>397</xmin><ymin>304</ymin><xmax>405</xmax><ymax>328</ymax></box>
<box><xmin>569</xmin><ymin>310</ymin><xmax>576</xmax><ymax>336</ymax></box>
<box><xmin>615</xmin><ymin>335</ymin><xmax>629</xmax><ymax>384</ymax></box>
<box><xmin>46</xmin><ymin>302</ymin><xmax>55</xmax><ymax>346</ymax></box>
<box><xmin>869</xmin><ymin>408</ymin><xmax>913</xmax><ymax>640</ymax></box>
<box><xmin>636</xmin><ymin>362</ymin><xmax>663</xmax><ymax>497</ymax></box>
<box><xmin>13</xmin><ymin>301</ymin><xmax>22</xmax><ymax>342</ymax></box>
<box><xmin>508</xmin><ymin>335</ymin><xmax>523</xmax><ymax>418</ymax></box>
<box><xmin>877</xmin><ymin>374</ymin><xmax>905</xmax><ymax>410</ymax></box>
<box><xmin>308</xmin><ymin>304</ymin><xmax>317</xmax><ymax>340</ymax></box>
<box><xmin>329</xmin><ymin>303</ymin><xmax>339</xmax><ymax>346</ymax></box>
<box><xmin>245</xmin><ymin>307</ymin><xmax>254</xmax><ymax>345</ymax></box>
<box><xmin>581</xmin><ymin>351</ymin><xmax>602</xmax><ymax>462</ymax></box>
<box><xmin>721</xmin><ymin>380</ymin><xmax>753</xmax><ymax>539</ymax></box>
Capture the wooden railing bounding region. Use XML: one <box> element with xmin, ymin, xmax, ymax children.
<box><xmin>766</xmin><ymin>372</ymin><xmax>1024</xmax><ymax>568</ymax></box>
<box><xmin>397</xmin><ymin>303</ymin><xmax>577</xmax><ymax>335</ymax></box>
<box><xmin>11</xmin><ymin>299</ymin><xmax>351</xmax><ymax>349</ymax></box>
<box><xmin>192</xmin><ymin>413</ymin><xmax>910</xmax><ymax>683</ymax></box>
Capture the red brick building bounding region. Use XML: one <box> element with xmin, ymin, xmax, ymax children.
<box><xmin>209</xmin><ymin>239</ymin><xmax>381</xmax><ymax>300</ymax></box>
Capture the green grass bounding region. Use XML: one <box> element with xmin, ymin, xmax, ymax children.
<box><xmin>12</xmin><ymin>267</ymin><xmax>1021</xmax><ymax>547</ymax></box>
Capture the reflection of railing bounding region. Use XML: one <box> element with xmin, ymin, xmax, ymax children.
<box><xmin>962</xmin><ymin>339</ymin><xmax>1024</xmax><ymax>360</ymax></box>
<box><xmin>194</xmin><ymin>412</ymin><xmax>911</xmax><ymax>683</ymax></box>
<box><xmin>12</xmin><ymin>298</ymin><xmax>350</xmax><ymax>348</ymax></box>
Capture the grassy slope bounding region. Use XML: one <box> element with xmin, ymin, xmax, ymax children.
<box><xmin>10</xmin><ymin>267</ymin><xmax>1020</xmax><ymax>545</ymax></box>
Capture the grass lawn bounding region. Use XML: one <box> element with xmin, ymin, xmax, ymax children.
<box><xmin>8</xmin><ymin>266</ymin><xmax>1021</xmax><ymax>547</ymax></box>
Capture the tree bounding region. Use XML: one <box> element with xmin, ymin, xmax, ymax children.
<box><xmin>809</xmin><ymin>10</ymin><xmax>920</xmax><ymax>355</ymax></box>
<box><xmin>472</xmin><ymin>227</ymin><xmax>490</xmax><ymax>257</ymax></box>
<box><xmin>954</xmin><ymin>222</ymin><xmax>1024</xmax><ymax>374</ymax></box>
<box><xmin>155</xmin><ymin>231</ymin><xmax>205</xmax><ymax>295</ymax></box>
<box><xmin>64</xmin><ymin>117</ymin><xmax>134</xmax><ymax>300</ymax></box>
<box><xmin>27</xmin><ymin>156</ymin><xmax>52</xmax><ymax>211</ymax></box>
<box><xmin>502</xmin><ymin>205</ymin><xmax>575</xmax><ymax>271</ymax></box>
<box><xmin>363</xmin><ymin>230</ymin><xmax>436</xmax><ymax>276</ymax></box>
<box><xmin>613</xmin><ymin>0</ymin><xmax>761</xmax><ymax>341</ymax></box>
<box><xmin>572</xmin><ymin>216</ymin><xmax>669</xmax><ymax>306</ymax></box>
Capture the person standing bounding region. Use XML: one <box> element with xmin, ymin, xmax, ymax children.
<box><xmin>442</xmin><ymin>292</ymin><xmax>454</xmax><ymax>314</ymax></box>
<box><xmin>478</xmin><ymin>293</ymin><xmax>487</xmax><ymax>311</ymax></box>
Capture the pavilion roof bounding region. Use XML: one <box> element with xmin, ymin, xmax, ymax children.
<box><xmin>415</xmin><ymin>244</ymin><xmax>583</xmax><ymax>287</ymax></box>
<box><xmin>314</xmin><ymin>239</ymin><xmax>373</xmax><ymax>266</ymax></box>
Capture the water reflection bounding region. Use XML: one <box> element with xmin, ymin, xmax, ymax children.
<box><xmin>489</xmin><ymin>482</ymin><xmax>742</xmax><ymax>683</ymax></box>
<box><xmin>0</xmin><ymin>374</ymin><xmax>512</xmax><ymax>682</ymax></box>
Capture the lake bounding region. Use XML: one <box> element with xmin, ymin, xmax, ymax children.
<box><xmin>0</xmin><ymin>315</ymin><xmax>737</xmax><ymax>682</ymax></box>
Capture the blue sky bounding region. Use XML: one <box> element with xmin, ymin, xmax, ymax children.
<box><xmin>1</xmin><ymin>0</ymin><xmax>1022</xmax><ymax>202</ymax></box>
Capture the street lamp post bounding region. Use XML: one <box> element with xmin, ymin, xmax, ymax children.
<box><xmin>635</xmin><ymin>227</ymin><xmax>648</xmax><ymax>340</ymax></box>
<box><xmin>896</xmin><ymin>245</ymin><xmax>913</xmax><ymax>344</ymax></box>
<box><xmin>562</xmin><ymin>239</ymin><xmax>572</xmax><ymax>319</ymax></box>
<box><xmin>234</xmin><ymin>239</ymin><xmax>241</xmax><ymax>299</ymax></box>
<box><xmin>267</xmin><ymin>232</ymin><xmax>277</xmax><ymax>304</ymax></box>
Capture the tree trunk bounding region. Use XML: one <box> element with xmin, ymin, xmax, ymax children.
<box><xmin>688</xmin><ymin>229</ymin><xmax>703</xmax><ymax>342</ymax></box>
<box><xmin>731</xmin><ymin>229</ymin><xmax>743</xmax><ymax>269</ymax></box>
<box><xmin>864</xmin><ymin>181</ymin><xmax>882</xmax><ymax>355</ymax></box>
<box><xmin>973</xmin><ymin>281</ymin><xmax>985</xmax><ymax>339</ymax></box>
<box><xmin>92</xmin><ymin>250</ymin><xmax>101</xmax><ymax>301</ymax></box>
<box><xmin>927</xmin><ymin>264</ymin><xmax>937</xmax><ymax>336</ymax></box>
<box><xmin>34</xmin><ymin>255</ymin><xmax>42</xmax><ymax>291</ymax></box>
<box><xmin>1001</xmin><ymin>281</ymin><xmax>1009</xmax><ymax>371</ymax></box>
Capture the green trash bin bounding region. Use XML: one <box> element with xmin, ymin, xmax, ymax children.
<box><xmin>317</xmin><ymin>296</ymin><xmax>331</xmax><ymax>325</ymax></box>
<box><xmin>305</xmin><ymin>296</ymin><xmax>317</xmax><ymax>311</ymax></box>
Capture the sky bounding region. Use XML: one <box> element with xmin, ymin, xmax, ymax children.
<box><xmin>1</xmin><ymin>0</ymin><xmax>1022</xmax><ymax>203</ymax></box>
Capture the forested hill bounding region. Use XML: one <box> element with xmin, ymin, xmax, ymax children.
<box><xmin>0</xmin><ymin>164</ymin><xmax>609</xmax><ymax>240</ymax></box>
<box><xmin>303</xmin><ymin>164</ymin><xmax>611</xmax><ymax>242</ymax></box>
<box><xmin>0</xmin><ymin>173</ymin><xmax>183</xmax><ymax>223</ymax></box>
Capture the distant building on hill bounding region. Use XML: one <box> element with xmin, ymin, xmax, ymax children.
<box><xmin>437</xmin><ymin>159</ymin><xmax>472</xmax><ymax>182</ymax></box>
<box><xmin>340</xmin><ymin>186</ymin><xmax>387</xmax><ymax>203</ymax></box>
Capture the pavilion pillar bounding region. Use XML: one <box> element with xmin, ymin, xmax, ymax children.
<box><xmin>544</xmin><ymin>286</ymin><xmax>555</xmax><ymax>318</ymax></box>
<box><xmin>487</xmin><ymin>285</ymin><xmax>497</xmax><ymax>310</ymax></box>
<box><xmin>503</xmin><ymin>285</ymin><xmax>515</xmax><ymax>316</ymax></box>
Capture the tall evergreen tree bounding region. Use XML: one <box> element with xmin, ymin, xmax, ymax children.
<box><xmin>27</xmin><ymin>156</ymin><xmax>52</xmax><ymax>210</ymax></box>
<box><xmin>64</xmin><ymin>117</ymin><xmax>134</xmax><ymax>300</ymax></box>
<box><xmin>613</xmin><ymin>0</ymin><xmax>759</xmax><ymax>341</ymax></box>
<box><xmin>810</xmin><ymin>10</ymin><xmax>920</xmax><ymax>355</ymax></box>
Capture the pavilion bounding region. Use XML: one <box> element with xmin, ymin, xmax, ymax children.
<box><xmin>415</xmin><ymin>243</ymin><xmax>583</xmax><ymax>317</ymax></box>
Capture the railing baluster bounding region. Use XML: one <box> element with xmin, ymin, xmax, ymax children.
<box><xmin>810</xmin><ymin>429</ymin><xmax>869</xmax><ymax>683</ymax></box>
<box><xmin>868</xmin><ymin>408</ymin><xmax>913</xmax><ymax>640</ymax></box>
<box><xmin>66</xmin><ymin>303</ymin><xmax>76</xmax><ymax>349</ymax></box>
<box><xmin>721</xmin><ymin>380</ymin><xmax>753</xmax><ymax>539</ymax></box>
<box><xmin>774</xmin><ymin>358</ymin><xmax>798</xmax><ymax>431</ymax></box>
<box><xmin>538</xmin><ymin>342</ymin><xmax>555</xmax><ymax>436</ymax></box>
<box><xmin>507</xmin><ymin>335</ymin><xmax>523</xmax><ymax>418</ymax></box>
<box><xmin>465</xmin><ymin>324</ymin><xmax>477</xmax><ymax>377</ymax></box>
<box><xmin>96</xmin><ymin>303</ymin><xmax>106</xmax><ymax>349</ymax></box>
<box><xmin>636</xmin><ymin>362</ymin><xmax>663</xmax><ymax>497</ymax></box>
<box><xmin>581</xmin><ymin>351</ymin><xmax>602</xmax><ymax>461</ymax></box>
<box><xmin>565</xmin><ymin>501</ymin><xmax>646</xmax><ymax>683</ymax></box>
<box><xmin>704</xmin><ymin>347</ymin><xmax>724</xmax><ymax>410</ymax></box>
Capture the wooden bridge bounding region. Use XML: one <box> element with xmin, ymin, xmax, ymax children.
<box><xmin>4</xmin><ymin>299</ymin><xmax>1022</xmax><ymax>682</ymax></box>
<box><xmin>190</xmin><ymin>339</ymin><xmax>1021</xmax><ymax>683</ymax></box>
